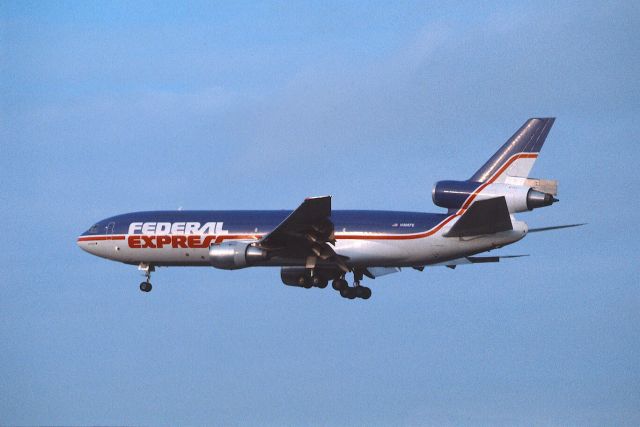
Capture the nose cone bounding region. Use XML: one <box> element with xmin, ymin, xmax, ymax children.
<box><xmin>77</xmin><ymin>224</ymin><xmax>101</xmax><ymax>255</ymax></box>
<box><xmin>76</xmin><ymin>235</ymin><xmax>92</xmax><ymax>254</ymax></box>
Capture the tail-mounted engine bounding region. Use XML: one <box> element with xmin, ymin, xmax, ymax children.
<box><xmin>209</xmin><ymin>241</ymin><xmax>268</xmax><ymax>270</ymax></box>
<box><xmin>432</xmin><ymin>179</ymin><xmax>558</xmax><ymax>213</ymax></box>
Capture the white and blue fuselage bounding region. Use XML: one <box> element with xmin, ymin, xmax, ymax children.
<box><xmin>77</xmin><ymin>209</ymin><xmax>528</xmax><ymax>267</ymax></box>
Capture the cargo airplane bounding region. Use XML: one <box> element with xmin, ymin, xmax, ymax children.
<box><xmin>77</xmin><ymin>118</ymin><xmax>582</xmax><ymax>299</ymax></box>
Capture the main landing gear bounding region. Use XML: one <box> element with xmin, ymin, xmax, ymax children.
<box><xmin>298</xmin><ymin>271</ymin><xmax>329</xmax><ymax>289</ymax></box>
<box><xmin>331</xmin><ymin>270</ymin><xmax>372</xmax><ymax>300</ymax></box>
<box><xmin>138</xmin><ymin>263</ymin><xmax>154</xmax><ymax>293</ymax></box>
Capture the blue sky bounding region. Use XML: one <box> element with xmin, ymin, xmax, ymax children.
<box><xmin>1</xmin><ymin>1</ymin><xmax>638</xmax><ymax>425</ymax></box>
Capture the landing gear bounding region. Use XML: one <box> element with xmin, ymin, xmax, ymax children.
<box><xmin>300</xmin><ymin>277</ymin><xmax>313</xmax><ymax>289</ymax></box>
<box><xmin>338</xmin><ymin>284</ymin><xmax>371</xmax><ymax>299</ymax></box>
<box><xmin>315</xmin><ymin>279</ymin><xmax>328</xmax><ymax>289</ymax></box>
<box><xmin>356</xmin><ymin>286</ymin><xmax>372</xmax><ymax>300</ymax></box>
<box><xmin>309</xmin><ymin>275</ymin><xmax>320</xmax><ymax>288</ymax></box>
<box><xmin>340</xmin><ymin>287</ymin><xmax>356</xmax><ymax>299</ymax></box>
<box><xmin>299</xmin><ymin>270</ymin><xmax>329</xmax><ymax>289</ymax></box>
<box><xmin>138</xmin><ymin>263</ymin><xmax>154</xmax><ymax>293</ymax></box>
<box><xmin>334</xmin><ymin>271</ymin><xmax>372</xmax><ymax>300</ymax></box>
<box><xmin>332</xmin><ymin>278</ymin><xmax>348</xmax><ymax>291</ymax></box>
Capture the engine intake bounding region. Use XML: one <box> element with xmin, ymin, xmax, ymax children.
<box><xmin>209</xmin><ymin>241</ymin><xmax>267</xmax><ymax>270</ymax></box>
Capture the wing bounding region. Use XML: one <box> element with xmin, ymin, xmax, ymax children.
<box><xmin>363</xmin><ymin>267</ymin><xmax>401</xmax><ymax>279</ymax></box>
<box><xmin>430</xmin><ymin>254</ymin><xmax>529</xmax><ymax>269</ymax></box>
<box><xmin>528</xmin><ymin>223</ymin><xmax>586</xmax><ymax>233</ymax></box>
<box><xmin>258</xmin><ymin>196</ymin><xmax>348</xmax><ymax>271</ymax></box>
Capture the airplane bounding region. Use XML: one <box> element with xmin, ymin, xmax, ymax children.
<box><xmin>77</xmin><ymin>118</ymin><xmax>583</xmax><ymax>299</ymax></box>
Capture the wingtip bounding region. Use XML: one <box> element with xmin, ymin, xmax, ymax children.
<box><xmin>528</xmin><ymin>223</ymin><xmax>587</xmax><ymax>233</ymax></box>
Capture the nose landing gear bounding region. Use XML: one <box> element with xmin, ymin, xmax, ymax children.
<box><xmin>138</xmin><ymin>263</ymin><xmax>154</xmax><ymax>293</ymax></box>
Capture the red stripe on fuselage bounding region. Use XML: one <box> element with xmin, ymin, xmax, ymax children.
<box><xmin>77</xmin><ymin>235</ymin><xmax>126</xmax><ymax>242</ymax></box>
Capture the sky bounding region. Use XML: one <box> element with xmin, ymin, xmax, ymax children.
<box><xmin>1</xmin><ymin>1</ymin><xmax>639</xmax><ymax>425</ymax></box>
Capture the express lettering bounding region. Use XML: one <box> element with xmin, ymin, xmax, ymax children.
<box><xmin>128</xmin><ymin>234</ymin><xmax>220</xmax><ymax>249</ymax></box>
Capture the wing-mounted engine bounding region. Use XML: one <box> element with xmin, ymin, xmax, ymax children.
<box><xmin>280</xmin><ymin>267</ymin><xmax>311</xmax><ymax>287</ymax></box>
<box><xmin>209</xmin><ymin>241</ymin><xmax>268</xmax><ymax>270</ymax></box>
<box><xmin>432</xmin><ymin>180</ymin><xmax>558</xmax><ymax>213</ymax></box>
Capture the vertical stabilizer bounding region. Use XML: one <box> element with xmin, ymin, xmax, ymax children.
<box><xmin>470</xmin><ymin>118</ymin><xmax>555</xmax><ymax>183</ymax></box>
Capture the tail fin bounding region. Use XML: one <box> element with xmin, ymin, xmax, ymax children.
<box><xmin>470</xmin><ymin>118</ymin><xmax>555</xmax><ymax>183</ymax></box>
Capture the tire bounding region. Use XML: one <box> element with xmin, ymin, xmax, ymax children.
<box><xmin>316</xmin><ymin>280</ymin><xmax>328</xmax><ymax>289</ymax></box>
<box><xmin>340</xmin><ymin>287</ymin><xmax>356</xmax><ymax>299</ymax></box>
<box><xmin>360</xmin><ymin>287</ymin><xmax>372</xmax><ymax>300</ymax></box>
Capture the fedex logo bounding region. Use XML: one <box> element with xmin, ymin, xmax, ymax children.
<box><xmin>128</xmin><ymin>222</ymin><xmax>228</xmax><ymax>235</ymax></box>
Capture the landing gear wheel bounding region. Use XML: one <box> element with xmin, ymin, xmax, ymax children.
<box><xmin>138</xmin><ymin>263</ymin><xmax>154</xmax><ymax>292</ymax></box>
<box><xmin>332</xmin><ymin>279</ymin><xmax>348</xmax><ymax>291</ymax></box>
<box><xmin>340</xmin><ymin>287</ymin><xmax>356</xmax><ymax>299</ymax></box>
<box><xmin>360</xmin><ymin>287</ymin><xmax>372</xmax><ymax>300</ymax></box>
<box><xmin>316</xmin><ymin>280</ymin><xmax>328</xmax><ymax>289</ymax></box>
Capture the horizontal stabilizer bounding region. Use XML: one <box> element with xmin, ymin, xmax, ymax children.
<box><xmin>444</xmin><ymin>197</ymin><xmax>513</xmax><ymax>237</ymax></box>
<box><xmin>528</xmin><ymin>223</ymin><xmax>586</xmax><ymax>233</ymax></box>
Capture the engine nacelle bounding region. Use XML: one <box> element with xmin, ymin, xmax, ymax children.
<box><xmin>209</xmin><ymin>241</ymin><xmax>267</xmax><ymax>270</ymax></box>
<box><xmin>432</xmin><ymin>180</ymin><xmax>557</xmax><ymax>213</ymax></box>
<box><xmin>280</xmin><ymin>267</ymin><xmax>310</xmax><ymax>287</ymax></box>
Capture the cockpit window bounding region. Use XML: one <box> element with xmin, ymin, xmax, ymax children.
<box><xmin>89</xmin><ymin>224</ymin><xmax>99</xmax><ymax>234</ymax></box>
